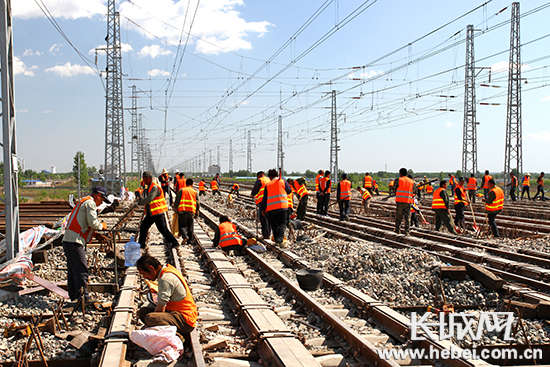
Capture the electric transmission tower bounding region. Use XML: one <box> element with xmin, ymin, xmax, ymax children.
<box><xmin>229</xmin><ymin>139</ymin><xmax>233</xmax><ymax>173</ymax></box>
<box><xmin>104</xmin><ymin>0</ymin><xmax>125</xmax><ymax>194</ymax></box>
<box><xmin>277</xmin><ymin>115</ymin><xmax>284</xmax><ymax>175</ymax></box>
<box><xmin>1</xmin><ymin>0</ymin><xmax>20</xmax><ymax>261</ymax></box>
<box><xmin>461</xmin><ymin>25</ymin><xmax>478</xmax><ymax>176</ymax></box>
<box><xmin>217</xmin><ymin>145</ymin><xmax>220</xmax><ymax>167</ymax></box>
<box><xmin>503</xmin><ymin>2</ymin><xmax>522</xmax><ymax>191</ymax></box>
<box><xmin>330</xmin><ymin>90</ymin><xmax>339</xmax><ymax>183</ymax></box>
<box><xmin>247</xmin><ymin>130</ymin><xmax>252</xmax><ymax>173</ymax></box>
<box><xmin>130</xmin><ymin>85</ymin><xmax>140</xmax><ymax>176</ymax></box>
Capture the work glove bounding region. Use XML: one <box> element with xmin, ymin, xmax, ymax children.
<box><xmin>101</xmin><ymin>222</ymin><xmax>107</xmax><ymax>230</ymax></box>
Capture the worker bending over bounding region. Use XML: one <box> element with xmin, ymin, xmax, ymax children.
<box><xmin>62</xmin><ymin>186</ymin><xmax>109</xmax><ymax>302</ymax></box>
<box><xmin>261</xmin><ymin>169</ymin><xmax>291</xmax><ymax>247</ymax></box>
<box><xmin>293</xmin><ymin>177</ymin><xmax>308</xmax><ymax>221</ymax></box>
<box><xmin>214</xmin><ymin>215</ymin><xmax>257</xmax><ymax>254</ymax></box>
<box><xmin>432</xmin><ymin>180</ymin><xmax>458</xmax><ymax>235</ymax></box>
<box><xmin>174</xmin><ymin>178</ymin><xmax>199</xmax><ymax>246</ymax></box>
<box><xmin>357</xmin><ymin>186</ymin><xmax>372</xmax><ymax>216</ymax></box>
<box><xmin>230</xmin><ymin>183</ymin><xmax>240</xmax><ymax>198</ymax></box>
<box><xmin>482</xmin><ymin>179</ymin><xmax>504</xmax><ymax>237</ymax></box>
<box><xmin>136</xmin><ymin>254</ymin><xmax>197</xmax><ymax>342</ymax></box>
<box><xmin>138</xmin><ymin>171</ymin><xmax>179</xmax><ymax>248</ymax></box>
<box><xmin>337</xmin><ymin>173</ymin><xmax>352</xmax><ymax>221</ymax></box>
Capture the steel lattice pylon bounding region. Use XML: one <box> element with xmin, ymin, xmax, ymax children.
<box><xmin>1</xmin><ymin>0</ymin><xmax>20</xmax><ymax>261</ymax></box>
<box><xmin>277</xmin><ymin>115</ymin><xmax>283</xmax><ymax>174</ymax></box>
<box><xmin>503</xmin><ymin>2</ymin><xmax>522</xmax><ymax>191</ymax></box>
<box><xmin>229</xmin><ymin>139</ymin><xmax>233</xmax><ymax>173</ymax></box>
<box><xmin>462</xmin><ymin>25</ymin><xmax>478</xmax><ymax>177</ymax></box>
<box><xmin>329</xmin><ymin>90</ymin><xmax>339</xmax><ymax>183</ymax></box>
<box><xmin>247</xmin><ymin>130</ymin><xmax>252</xmax><ymax>173</ymax></box>
<box><xmin>104</xmin><ymin>0</ymin><xmax>125</xmax><ymax>194</ymax></box>
<box><xmin>130</xmin><ymin>85</ymin><xmax>140</xmax><ymax>176</ymax></box>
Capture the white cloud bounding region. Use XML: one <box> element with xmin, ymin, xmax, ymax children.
<box><xmin>45</xmin><ymin>62</ymin><xmax>96</xmax><ymax>77</ymax></box>
<box><xmin>138</xmin><ymin>45</ymin><xmax>172</xmax><ymax>58</ymax></box>
<box><xmin>17</xmin><ymin>109</ymin><xmax>29</xmax><ymax>113</ymax></box>
<box><xmin>43</xmin><ymin>110</ymin><xmax>52</xmax><ymax>114</ymax></box>
<box><xmin>90</xmin><ymin>43</ymin><xmax>134</xmax><ymax>55</ymax></box>
<box><xmin>491</xmin><ymin>60</ymin><xmax>531</xmax><ymax>74</ymax></box>
<box><xmin>444</xmin><ymin>121</ymin><xmax>455</xmax><ymax>129</ymax></box>
<box><xmin>49</xmin><ymin>44</ymin><xmax>62</xmax><ymax>55</ymax></box>
<box><xmin>119</xmin><ymin>0</ymin><xmax>271</xmax><ymax>55</ymax></box>
<box><xmin>14</xmin><ymin>56</ymin><xmax>38</xmax><ymax>76</ymax></box>
<box><xmin>348</xmin><ymin>70</ymin><xmax>383</xmax><ymax>79</ymax></box>
<box><xmin>148</xmin><ymin>69</ymin><xmax>170</xmax><ymax>77</ymax></box>
<box><xmin>527</xmin><ymin>131</ymin><xmax>550</xmax><ymax>142</ymax></box>
<box><xmin>23</xmin><ymin>49</ymin><xmax>42</xmax><ymax>56</ymax></box>
<box><xmin>13</xmin><ymin>0</ymin><xmax>106</xmax><ymax>20</ymax></box>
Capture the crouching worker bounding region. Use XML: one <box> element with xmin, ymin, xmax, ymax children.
<box><xmin>214</xmin><ymin>215</ymin><xmax>258</xmax><ymax>254</ymax></box>
<box><xmin>136</xmin><ymin>254</ymin><xmax>197</xmax><ymax>341</ymax></box>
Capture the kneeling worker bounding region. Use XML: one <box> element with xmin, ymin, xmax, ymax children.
<box><xmin>230</xmin><ymin>183</ymin><xmax>240</xmax><ymax>198</ymax></box>
<box><xmin>136</xmin><ymin>254</ymin><xmax>197</xmax><ymax>340</ymax></box>
<box><xmin>214</xmin><ymin>215</ymin><xmax>257</xmax><ymax>254</ymax></box>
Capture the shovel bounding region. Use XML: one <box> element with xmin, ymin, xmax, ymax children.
<box><xmin>447</xmin><ymin>208</ymin><xmax>460</xmax><ymax>234</ymax></box>
<box><xmin>418</xmin><ymin>211</ymin><xmax>429</xmax><ymax>225</ymax></box>
<box><xmin>468</xmin><ymin>202</ymin><xmax>480</xmax><ymax>233</ymax></box>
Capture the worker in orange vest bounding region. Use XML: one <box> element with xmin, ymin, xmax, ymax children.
<box><xmin>467</xmin><ymin>174</ymin><xmax>478</xmax><ymax>203</ymax></box>
<box><xmin>138</xmin><ymin>171</ymin><xmax>179</xmax><ymax>248</ymax></box>
<box><xmin>174</xmin><ymin>178</ymin><xmax>199</xmax><ymax>245</ymax></box>
<box><xmin>261</xmin><ymin>169</ymin><xmax>291</xmax><ymax>246</ymax></box>
<box><xmin>337</xmin><ymin>173</ymin><xmax>352</xmax><ymax>221</ymax></box>
<box><xmin>448</xmin><ymin>174</ymin><xmax>456</xmax><ymax>194</ymax></box>
<box><xmin>432</xmin><ymin>180</ymin><xmax>458</xmax><ymax>235</ymax></box>
<box><xmin>136</xmin><ymin>254</ymin><xmax>197</xmax><ymax>341</ymax></box>
<box><xmin>251</xmin><ymin>171</ymin><xmax>271</xmax><ymax>239</ymax></box>
<box><xmin>388</xmin><ymin>180</ymin><xmax>395</xmax><ymax>195</ymax></box>
<box><xmin>198</xmin><ymin>179</ymin><xmax>207</xmax><ymax>196</ymax></box>
<box><xmin>453</xmin><ymin>177</ymin><xmax>470</xmax><ymax>231</ymax></box>
<box><xmin>174</xmin><ymin>172</ymin><xmax>186</xmax><ymax>194</ymax></box>
<box><xmin>505</xmin><ymin>173</ymin><xmax>518</xmax><ymax>202</ymax></box>
<box><xmin>521</xmin><ymin>173</ymin><xmax>531</xmax><ymax>200</ymax></box>
<box><xmin>319</xmin><ymin>170</ymin><xmax>332</xmax><ymax>216</ymax></box>
<box><xmin>210</xmin><ymin>178</ymin><xmax>221</xmax><ymax>196</ymax></box>
<box><xmin>392</xmin><ymin>168</ymin><xmax>415</xmax><ymax>235</ymax></box>
<box><xmin>315</xmin><ymin>169</ymin><xmax>324</xmax><ymax>214</ymax></box>
<box><xmin>62</xmin><ymin>186</ymin><xmax>109</xmax><ymax>302</ymax></box>
<box><xmin>158</xmin><ymin>168</ymin><xmax>173</xmax><ymax>205</ymax></box>
<box><xmin>533</xmin><ymin>172</ymin><xmax>546</xmax><ymax>201</ymax></box>
<box><xmin>364</xmin><ymin>172</ymin><xmax>373</xmax><ymax>195</ymax></box>
<box><xmin>479</xmin><ymin>170</ymin><xmax>492</xmax><ymax>199</ymax></box>
<box><xmin>292</xmin><ymin>178</ymin><xmax>308</xmax><ymax>221</ymax></box>
<box><xmin>214</xmin><ymin>215</ymin><xmax>259</xmax><ymax>254</ymax></box>
<box><xmin>357</xmin><ymin>186</ymin><xmax>372</xmax><ymax>216</ymax></box>
<box><xmin>482</xmin><ymin>179</ymin><xmax>504</xmax><ymax>237</ymax></box>
<box><xmin>230</xmin><ymin>183</ymin><xmax>240</xmax><ymax>198</ymax></box>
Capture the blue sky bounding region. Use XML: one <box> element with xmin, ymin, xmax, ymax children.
<box><xmin>11</xmin><ymin>0</ymin><xmax>550</xmax><ymax>175</ymax></box>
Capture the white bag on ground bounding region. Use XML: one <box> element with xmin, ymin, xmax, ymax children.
<box><xmin>130</xmin><ymin>325</ymin><xmax>183</xmax><ymax>363</ymax></box>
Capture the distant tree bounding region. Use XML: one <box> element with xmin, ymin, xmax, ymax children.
<box><xmin>439</xmin><ymin>171</ymin><xmax>444</xmax><ymax>181</ymax></box>
<box><xmin>455</xmin><ymin>170</ymin><xmax>463</xmax><ymax>179</ymax></box>
<box><xmin>408</xmin><ymin>169</ymin><xmax>414</xmax><ymax>175</ymax></box>
<box><xmin>304</xmin><ymin>169</ymin><xmax>316</xmax><ymax>179</ymax></box>
<box><xmin>73</xmin><ymin>151</ymin><xmax>89</xmax><ymax>189</ymax></box>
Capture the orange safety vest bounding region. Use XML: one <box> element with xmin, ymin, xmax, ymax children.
<box><xmin>160</xmin><ymin>173</ymin><xmax>170</xmax><ymax>186</ymax></box>
<box><xmin>320</xmin><ymin>177</ymin><xmax>331</xmax><ymax>193</ymax></box>
<box><xmin>362</xmin><ymin>189</ymin><xmax>371</xmax><ymax>201</ymax></box>
<box><xmin>232</xmin><ymin>184</ymin><xmax>239</xmax><ymax>190</ymax></box>
<box><xmin>147</xmin><ymin>182</ymin><xmax>168</xmax><ymax>216</ymax></box>
<box><xmin>175</xmin><ymin>178</ymin><xmax>186</xmax><ymax>193</ymax></box>
<box><xmin>373</xmin><ymin>180</ymin><xmax>379</xmax><ymax>189</ymax></box>
<box><xmin>265</xmin><ymin>178</ymin><xmax>289</xmax><ymax>212</ymax></box>
<box><xmin>339</xmin><ymin>180</ymin><xmax>351</xmax><ymax>201</ymax></box>
<box><xmin>395</xmin><ymin>176</ymin><xmax>414</xmax><ymax>204</ymax></box>
<box><xmin>389</xmin><ymin>180</ymin><xmax>394</xmax><ymax>187</ymax></box>
<box><xmin>467</xmin><ymin>177</ymin><xmax>477</xmax><ymax>190</ymax></box>
<box><xmin>211</xmin><ymin>180</ymin><xmax>218</xmax><ymax>190</ymax></box>
<box><xmin>449</xmin><ymin>175</ymin><xmax>456</xmax><ymax>185</ymax></box>
<box><xmin>254</xmin><ymin>176</ymin><xmax>270</xmax><ymax>205</ymax></box>
<box><xmin>364</xmin><ymin>176</ymin><xmax>373</xmax><ymax>188</ymax></box>
<box><xmin>315</xmin><ymin>174</ymin><xmax>322</xmax><ymax>192</ymax></box>
<box><xmin>486</xmin><ymin>186</ymin><xmax>504</xmax><ymax>212</ymax></box>
<box><xmin>287</xmin><ymin>192</ymin><xmax>293</xmax><ymax>209</ymax></box>
<box><xmin>454</xmin><ymin>185</ymin><xmax>469</xmax><ymax>206</ymax></box>
<box><xmin>523</xmin><ymin>176</ymin><xmax>530</xmax><ymax>187</ymax></box>
<box><xmin>510</xmin><ymin>175</ymin><xmax>518</xmax><ymax>188</ymax></box>
<box><xmin>177</xmin><ymin>187</ymin><xmax>197</xmax><ymax>213</ymax></box>
<box><xmin>199</xmin><ymin>181</ymin><xmax>206</xmax><ymax>191</ymax></box>
<box><xmin>218</xmin><ymin>222</ymin><xmax>242</xmax><ymax>248</ymax></box>
<box><xmin>66</xmin><ymin>196</ymin><xmax>95</xmax><ymax>244</ymax></box>
<box><xmin>293</xmin><ymin>181</ymin><xmax>307</xmax><ymax>198</ymax></box>
<box><xmin>159</xmin><ymin>264</ymin><xmax>197</xmax><ymax>328</ymax></box>
<box><xmin>432</xmin><ymin>187</ymin><xmax>447</xmax><ymax>209</ymax></box>
<box><xmin>426</xmin><ymin>185</ymin><xmax>434</xmax><ymax>194</ymax></box>
<box><xmin>482</xmin><ymin>175</ymin><xmax>492</xmax><ymax>189</ymax></box>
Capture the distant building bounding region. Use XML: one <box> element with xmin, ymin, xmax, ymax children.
<box><xmin>208</xmin><ymin>165</ymin><xmax>221</xmax><ymax>176</ymax></box>
<box><xmin>22</xmin><ymin>180</ymin><xmax>52</xmax><ymax>187</ymax></box>
<box><xmin>51</xmin><ymin>166</ymin><xmax>56</xmax><ymax>174</ymax></box>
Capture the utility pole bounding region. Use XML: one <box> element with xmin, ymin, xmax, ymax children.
<box><xmin>217</xmin><ymin>145</ymin><xmax>220</xmax><ymax>167</ymax></box>
<box><xmin>104</xmin><ymin>0</ymin><xmax>125</xmax><ymax>194</ymax></box>
<box><xmin>330</xmin><ymin>90</ymin><xmax>339</xmax><ymax>183</ymax></box>
<box><xmin>229</xmin><ymin>139</ymin><xmax>233</xmax><ymax>173</ymax></box>
<box><xmin>247</xmin><ymin>130</ymin><xmax>252</xmax><ymax>173</ymax></box>
<box><xmin>1</xmin><ymin>0</ymin><xmax>20</xmax><ymax>261</ymax></box>
<box><xmin>77</xmin><ymin>153</ymin><xmax>81</xmax><ymax>198</ymax></box>
<box><xmin>503</xmin><ymin>2</ymin><xmax>522</xmax><ymax>193</ymax></box>
<box><xmin>461</xmin><ymin>25</ymin><xmax>478</xmax><ymax>176</ymax></box>
<box><xmin>130</xmin><ymin>85</ymin><xmax>139</xmax><ymax>177</ymax></box>
<box><xmin>277</xmin><ymin>115</ymin><xmax>284</xmax><ymax>176</ymax></box>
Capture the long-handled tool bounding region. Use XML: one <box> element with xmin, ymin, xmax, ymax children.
<box><xmin>447</xmin><ymin>208</ymin><xmax>460</xmax><ymax>234</ymax></box>
<box><xmin>468</xmin><ymin>201</ymin><xmax>480</xmax><ymax>233</ymax></box>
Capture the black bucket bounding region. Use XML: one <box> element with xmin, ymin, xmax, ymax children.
<box><xmin>296</xmin><ymin>268</ymin><xmax>324</xmax><ymax>291</ymax></box>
